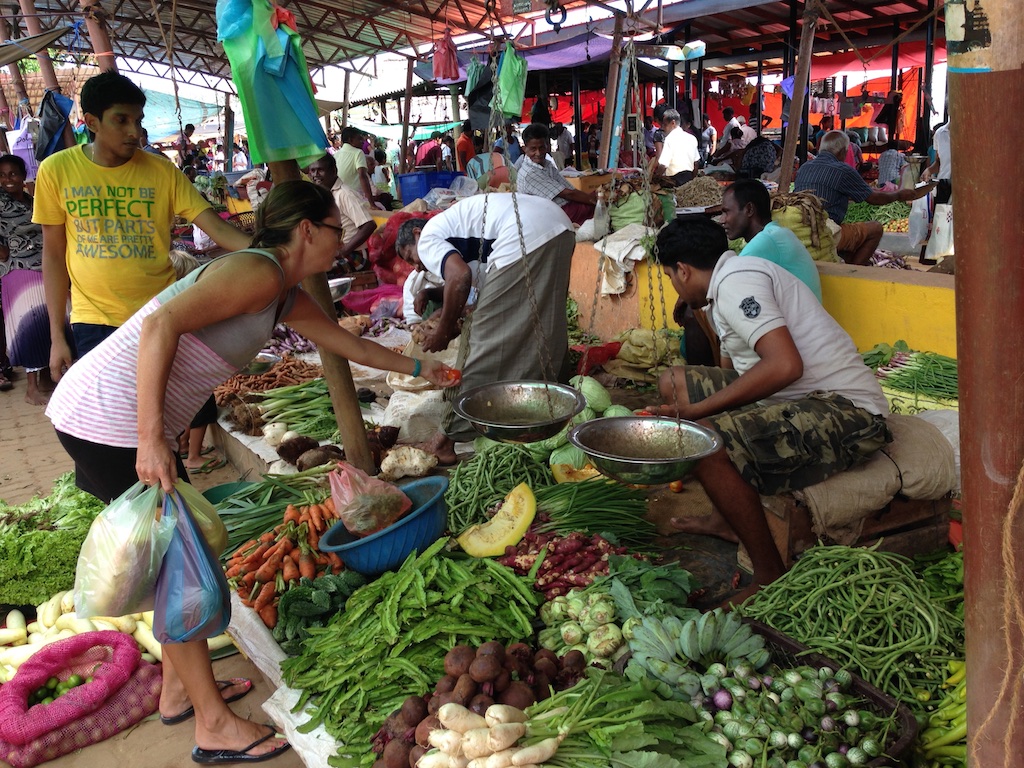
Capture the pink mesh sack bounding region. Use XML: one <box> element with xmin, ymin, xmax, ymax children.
<box><xmin>0</xmin><ymin>660</ymin><xmax>161</xmax><ymax>768</ymax></box>
<box><xmin>0</xmin><ymin>631</ymin><xmax>140</xmax><ymax>746</ymax></box>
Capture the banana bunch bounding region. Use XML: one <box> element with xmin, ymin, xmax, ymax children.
<box><xmin>625</xmin><ymin>611</ymin><xmax>770</xmax><ymax>699</ymax></box>
<box><xmin>916</xmin><ymin>661</ymin><xmax>966</xmax><ymax>766</ymax></box>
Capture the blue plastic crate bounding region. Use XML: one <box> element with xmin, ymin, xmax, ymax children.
<box><xmin>398</xmin><ymin>171</ymin><xmax>467</xmax><ymax>205</ymax></box>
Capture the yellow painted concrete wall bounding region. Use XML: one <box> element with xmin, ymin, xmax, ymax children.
<box><xmin>570</xmin><ymin>245</ymin><xmax>958</xmax><ymax>358</ymax></box>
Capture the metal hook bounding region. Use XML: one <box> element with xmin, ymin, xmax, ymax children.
<box><xmin>545</xmin><ymin>3</ymin><xmax>567</xmax><ymax>33</ymax></box>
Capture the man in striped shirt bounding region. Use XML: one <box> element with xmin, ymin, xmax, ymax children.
<box><xmin>514</xmin><ymin>123</ymin><xmax>597</xmax><ymax>225</ymax></box>
<box><xmin>794</xmin><ymin>131</ymin><xmax>934</xmax><ymax>265</ymax></box>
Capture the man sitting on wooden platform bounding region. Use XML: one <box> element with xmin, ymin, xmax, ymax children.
<box><xmin>647</xmin><ymin>215</ymin><xmax>891</xmax><ymax>600</ymax></box>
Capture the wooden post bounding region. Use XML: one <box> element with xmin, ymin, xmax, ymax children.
<box><xmin>223</xmin><ymin>96</ymin><xmax>234</xmax><ymax>174</ymax></box>
<box><xmin>78</xmin><ymin>0</ymin><xmax>117</xmax><ymax>72</ymax></box>
<box><xmin>18</xmin><ymin>0</ymin><xmax>76</xmax><ymax>149</ymax></box>
<box><xmin>571</xmin><ymin>67</ymin><xmax>583</xmax><ymax>170</ymax></box>
<box><xmin>777</xmin><ymin>1</ymin><xmax>820</xmax><ymax>190</ymax></box>
<box><xmin>300</xmin><ymin>275</ymin><xmax>375</xmax><ymax>475</ymax></box>
<box><xmin>947</xmin><ymin>0</ymin><xmax>1024</xmax><ymax>764</ymax></box>
<box><xmin>400</xmin><ymin>58</ymin><xmax>414</xmax><ymax>174</ymax></box>
<box><xmin>341</xmin><ymin>70</ymin><xmax>350</xmax><ymax>129</ymax></box>
<box><xmin>0</xmin><ymin>19</ymin><xmax>33</xmax><ymax>113</ymax></box>
<box><xmin>597</xmin><ymin>15</ymin><xmax>624</xmax><ymax>170</ymax></box>
<box><xmin>0</xmin><ymin>84</ymin><xmax>10</xmax><ymax>153</ymax></box>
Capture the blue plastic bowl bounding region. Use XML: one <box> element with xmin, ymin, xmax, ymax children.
<box><xmin>318</xmin><ymin>476</ymin><xmax>449</xmax><ymax>576</ymax></box>
<box><xmin>202</xmin><ymin>480</ymin><xmax>256</xmax><ymax>505</ymax></box>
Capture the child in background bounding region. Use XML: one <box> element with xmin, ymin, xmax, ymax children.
<box><xmin>168</xmin><ymin>249</ymin><xmax>228</xmax><ymax>474</ymax></box>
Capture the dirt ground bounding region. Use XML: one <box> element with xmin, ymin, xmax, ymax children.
<box><xmin>0</xmin><ymin>370</ymin><xmax>738</xmax><ymax>768</ymax></box>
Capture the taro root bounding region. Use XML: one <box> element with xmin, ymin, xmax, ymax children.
<box><xmin>444</xmin><ymin>645</ymin><xmax>476</xmax><ymax>678</ymax></box>
<box><xmin>452</xmin><ymin>673</ymin><xmax>478</xmax><ymax>704</ymax></box>
<box><xmin>468</xmin><ymin>693</ymin><xmax>495</xmax><ymax>716</ymax></box>
<box><xmin>277</xmin><ymin>435</ymin><xmax>320</xmax><ymax>464</ymax></box>
<box><xmin>469</xmin><ymin>654</ymin><xmax>502</xmax><ymax>684</ymax></box>
<box><xmin>295</xmin><ymin>445</ymin><xmax>344</xmax><ymax>472</ymax></box>
<box><xmin>435</xmin><ymin>674</ymin><xmax>458</xmax><ymax>695</ymax></box>
<box><xmin>498</xmin><ymin>680</ymin><xmax>536</xmax><ymax>710</ymax></box>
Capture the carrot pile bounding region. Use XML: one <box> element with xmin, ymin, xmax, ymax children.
<box><xmin>214</xmin><ymin>357</ymin><xmax>324</xmax><ymax>406</ymax></box>
<box><xmin>224</xmin><ymin>498</ymin><xmax>344</xmax><ymax>629</ymax></box>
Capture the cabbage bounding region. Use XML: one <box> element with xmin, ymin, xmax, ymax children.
<box><xmin>473</xmin><ymin>436</ymin><xmax>504</xmax><ymax>454</ymax></box>
<box><xmin>525</xmin><ymin>425</ymin><xmax>569</xmax><ymax>461</ymax></box>
<box><xmin>572</xmin><ymin>407</ymin><xmax>596</xmax><ymax>425</ymax></box>
<box><xmin>549</xmin><ymin>444</ymin><xmax>589</xmax><ymax>469</ymax></box>
<box><xmin>602</xmin><ymin>404</ymin><xmax>634</xmax><ymax>418</ymax></box>
<box><xmin>569</xmin><ymin>375</ymin><xmax>612</xmax><ymax>413</ymax></box>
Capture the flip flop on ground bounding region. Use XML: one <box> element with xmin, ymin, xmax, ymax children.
<box><xmin>0</xmin><ymin>371</ymin><xmax>12</xmax><ymax>392</ymax></box>
<box><xmin>189</xmin><ymin>457</ymin><xmax>229</xmax><ymax>474</ymax></box>
<box><xmin>180</xmin><ymin>445</ymin><xmax>216</xmax><ymax>459</ymax></box>
<box><xmin>192</xmin><ymin>725</ymin><xmax>291</xmax><ymax>764</ymax></box>
<box><xmin>161</xmin><ymin>678</ymin><xmax>254</xmax><ymax>725</ymax></box>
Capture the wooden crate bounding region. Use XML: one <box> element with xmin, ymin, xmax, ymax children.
<box><xmin>740</xmin><ymin>494</ymin><xmax>952</xmax><ymax>571</ymax></box>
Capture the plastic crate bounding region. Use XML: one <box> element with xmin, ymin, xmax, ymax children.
<box><xmin>747</xmin><ymin>618</ymin><xmax>918</xmax><ymax>767</ymax></box>
<box><xmin>397</xmin><ymin>171</ymin><xmax>466</xmax><ymax>205</ymax></box>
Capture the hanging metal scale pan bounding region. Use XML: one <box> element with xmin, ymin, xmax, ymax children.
<box><xmin>569</xmin><ymin>416</ymin><xmax>722</xmax><ymax>485</ymax></box>
<box><xmin>454</xmin><ymin>381</ymin><xmax>586</xmax><ymax>444</ymax></box>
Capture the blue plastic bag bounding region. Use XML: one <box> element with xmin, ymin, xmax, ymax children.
<box><xmin>153</xmin><ymin>491</ymin><xmax>231</xmax><ymax>644</ymax></box>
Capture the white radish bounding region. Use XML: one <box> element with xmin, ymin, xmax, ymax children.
<box><xmin>26</xmin><ymin>621</ymin><xmax>40</xmax><ymax>635</ymax></box>
<box><xmin>92</xmin><ymin>619</ymin><xmax>120</xmax><ymax>633</ymax></box>
<box><xmin>461</xmin><ymin>728</ymin><xmax>495</xmax><ymax>760</ymax></box>
<box><xmin>467</xmin><ymin>760</ymin><xmax>488</xmax><ymax>768</ymax></box>
<box><xmin>484</xmin><ymin>705</ymin><xmax>528</xmax><ymax>728</ymax></box>
<box><xmin>90</xmin><ymin>615</ymin><xmax>137</xmax><ymax>634</ymax></box>
<box><xmin>428</xmin><ymin>729</ymin><xmax>464</xmax><ymax>756</ymax></box>
<box><xmin>39</xmin><ymin>593</ymin><xmax>64</xmax><ymax>628</ymax></box>
<box><xmin>133</xmin><ymin>622</ymin><xmax>163</xmax><ymax>661</ymax></box>
<box><xmin>60</xmin><ymin>591</ymin><xmax>76</xmax><ymax>614</ymax></box>
<box><xmin>449</xmin><ymin>757</ymin><xmax>470</xmax><ymax>768</ymax></box>
<box><xmin>511</xmin><ymin>736</ymin><xmax>563</xmax><ymax>766</ymax></box>
<box><xmin>140</xmin><ymin>652</ymin><xmax>157</xmax><ymax>663</ymax></box>
<box><xmin>207</xmin><ymin>633</ymin><xmax>236</xmax><ymax>652</ymax></box>
<box><xmin>416</xmin><ymin>751</ymin><xmax>452</xmax><ymax>768</ymax></box>
<box><xmin>438</xmin><ymin>703</ymin><xmax>488</xmax><ymax>734</ymax></box>
<box><xmin>0</xmin><ymin>627</ymin><xmax>27</xmax><ymax>646</ymax></box>
<box><xmin>487</xmin><ymin>724</ymin><xmax>526</xmax><ymax>753</ymax></box>
<box><xmin>5</xmin><ymin>609</ymin><xmax>26</xmax><ymax>633</ymax></box>
<box><xmin>55</xmin><ymin>613</ymin><xmax>96</xmax><ymax>634</ymax></box>
<box><xmin>485</xmin><ymin>749</ymin><xmax>520</xmax><ymax>768</ymax></box>
<box><xmin>140</xmin><ymin>611</ymin><xmax>155</xmax><ymax>628</ymax></box>
<box><xmin>28</xmin><ymin>632</ymin><xmax>46</xmax><ymax>645</ymax></box>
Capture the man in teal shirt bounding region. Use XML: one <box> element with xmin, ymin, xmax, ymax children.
<box><xmin>721</xmin><ymin>179</ymin><xmax>822</xmax><ymax>302</ymax></box>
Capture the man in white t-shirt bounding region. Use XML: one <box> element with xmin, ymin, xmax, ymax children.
<box><xmin>654</xmin><ymin>109</ymin><xmax>700</xmax><ymax>184</ymax></box>
<box><xmin>394</xmin><ymin>193</ymin><xmax>575</xmax><ymax>464</ymax></box>
<box><xmin>647</xmin><ymin>215</ymin><xmax>890</xmax><ymax>598</ymax></box>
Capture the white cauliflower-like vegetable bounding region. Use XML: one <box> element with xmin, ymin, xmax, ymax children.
<box><xmin>378</xmin><ymin>446</ymin><xmax>438</xmax><ymax>481</ymax></box>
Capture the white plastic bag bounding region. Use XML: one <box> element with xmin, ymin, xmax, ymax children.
<box><xmin>907</xmin><ymin>193</ymin><xmax>932</xmax><ymax>247</ymax></box>
<box><xmin>381</xmin><ymin>389</ymin><xmax>447</xmax><ymax>442</ymax></box>
<box><xmin>74</xmin><ymin>482</ymin><xmax>174</xmax><ymax>618</ymax></box>
<box><xmin>924</xmin><ymin>203</ymin><xmax>954</xmax><ymax>261</ymax></box>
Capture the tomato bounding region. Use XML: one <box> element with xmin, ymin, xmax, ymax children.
<box><xmin>445</xmin><ymin>368</ymin><xmax>462</xmax><ymax>385</ymax></box>
<box><xmin>668</xmin><ymin>480</ymin><xmax>685</xmax><ymax>493</ymax></box>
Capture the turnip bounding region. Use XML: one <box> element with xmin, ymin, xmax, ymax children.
<box><xmin>428</xmin><ymin>729</ymin><xmax>463</xmax><ymax>756</ymax></box>
<box><xmin>487</xmin><ymin>723</ymin><xmax>526</xmax><ymax>752</ymax></box>
<box><xmin>484</xmin><ymin>705</ymin><xmax>527</xmax><ymax>728</ymax></box>
<box><xmin>438</xmin><ymin>703</ymin><xmax>487</xmax><ymax>734</ymax></box>
<box><xmin>510</xmin><ymin>735</ymin><xmax>563</xmax><ymax>765</ymax></box>
<box><xmin>416</xmin><ymin>751</ymin><xmax>452</xmax><ymax>768</ymax></box>
<box><xmin>460</xmin><ymin>727</ymin><xmax>495</xmax><ymax>760</ymax></box>
<box><xmin>484</xmin><ymin>749</ymin><xmax>519</xmax><ymax>768</ymax></box>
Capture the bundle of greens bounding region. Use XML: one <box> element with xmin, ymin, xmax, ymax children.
<box><xmin>521</xmin><ymin>668</ymin><xmax>726</xmax><ymax>768</ymax></box>
<box><xmin>273</xmin><ymin>572</ymin><xmax>367</xmax><ymax>655</ymax></box>
<box><xmin>0</xmin><ymin>473</ymin><xmax>106</xmax><ymax>605</ymax></box>
<box><xmin>578</xmin><ymin>555</ymin><xmax>700</xmax><ymax>623</ymax></box>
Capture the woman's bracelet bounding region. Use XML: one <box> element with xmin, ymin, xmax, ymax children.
<box><xmin>411</xmin><ymin>358</ymin><xmax>422</xmax><ymax>378</ymax></box>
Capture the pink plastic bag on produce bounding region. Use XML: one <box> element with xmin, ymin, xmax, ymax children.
<box><xmin>0</xmin><ymin>657</ymin><xmax>161</xmax><ymax>768</ymax></box>
<box><xmin>0</xmin><ymin>631</ymin><xmax>141</xmax><ymax>746</ymax></box>
<box><xmin>329</xmin><ymin>462</ymin><xmax>412</xmax><ymax>537</ymax></box>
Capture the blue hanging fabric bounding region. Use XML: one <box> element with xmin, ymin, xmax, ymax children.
<box><xmin>34</xmin><ymin>91</ymin><xmax>74</xmax><ymax>161</ymax></box>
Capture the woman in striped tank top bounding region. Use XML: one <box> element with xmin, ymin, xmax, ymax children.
<box><xmin>46</xmin><ymin>180</ymin><xmax>458</xmax><ymax>764</ymax></box>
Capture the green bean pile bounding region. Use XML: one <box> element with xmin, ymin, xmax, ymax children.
<box><xmin>737</xmin><ymin>544</ymin><xmax>962</xmax><ymax>711</ymax></box>
<box><xmin>879</xmin><ymin>351</ymin><xmax>959</xmax><ymax>401</ymax></box>
<box><xmin>280</xmin><ymin>538</ymin><xmax>540</xmax><ymax>766</ymax></box>
<box><xmin>843</xmin><ymin>200</ymin><xmax>911</xmax><ymax>224</ymax></box>
<box><xmin>445</xmin><ymin>444</ymin><xmax>555</xmax><ymax>534</ymax></box>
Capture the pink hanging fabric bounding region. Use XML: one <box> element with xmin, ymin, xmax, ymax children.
<box><xmin>433</xmin><ymin>28</ymin><xmax>459</xmax><ymax>81</ymax></box>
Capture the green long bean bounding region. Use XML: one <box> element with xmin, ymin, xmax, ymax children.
<box><xmin>736</xmin><ymin>543</ymin><xmax>961</xmax><ymax>713</ymax></box>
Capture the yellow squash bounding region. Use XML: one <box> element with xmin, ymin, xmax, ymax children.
<box><xmin>550</xmin><ymin>463</ymin><xmax>602</xmax><ymax>484</ymax></box>
<box><xmin>456</xmin><ymin>483</ymin><xmax>536</xmax><ymax>557</ymax></box>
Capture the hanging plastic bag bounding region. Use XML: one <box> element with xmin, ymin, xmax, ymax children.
<box><xmin>432</xmin><ymin>27</ymin><xmax>460</xmax><ymax>81</ymax></box>
<box><xmin>907</xmin><ymin>192</ymin><xmax>932</xmax><ymax>247</ymax></box>
<box><xmin>74</xmin><ymin>483</ymin><xmax>174</xmax><ymax>619</ymax></box>
<box><xmin>924</xmin><ymin>203</ymin><xmax>954</xmax><ymax>261</ymax></box>
<box><xmin>153</xmin><ymin>491</ymin><xmax>231</xmax><ymax>643</ymax></box>
<box><xmin>328</xmin><ymin>462</ymin><xmax>412</xmax><ymax>538</ymax></box>
<box><xmin>172</xmin><ymin>480</ymin><xmax>228</xmax><ymax>555</ymax></box>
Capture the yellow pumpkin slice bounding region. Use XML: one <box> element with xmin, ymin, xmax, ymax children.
<box><xmin>550</xmin><ymin>463</ymin><xmax>603</xmax><ymax>484</ymax></box>
<box><xmin>456</xmin><ymin>483</ymin><xmax>536</xmax><ymax>557</ymax></box>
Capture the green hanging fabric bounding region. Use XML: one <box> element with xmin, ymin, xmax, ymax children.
<box><xmin>492</xmin><ymin>42</ymin><xmax>527</xmax><ymax>119</ymax></box>
<box><xmin>465</xmin><ymin>56</ymin><xmax>487</xmax><ymax>96</ymax></box>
